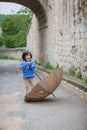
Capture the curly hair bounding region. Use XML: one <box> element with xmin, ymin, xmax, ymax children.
<box><xmin>22</xmin><ymin>50</ymin><xmax>32</xmax><ymax>60</ymax></box>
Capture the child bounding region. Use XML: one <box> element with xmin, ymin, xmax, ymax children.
<box><xmin>19</xmin><ymin>50</ymin><xmax>37</xmax><ymax>95</ymax></box>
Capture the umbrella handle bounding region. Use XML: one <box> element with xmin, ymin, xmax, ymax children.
<box><xmin>34</xmin><ymin>71</ymin><xmax>42</xmax><ymax>80</ymax></box>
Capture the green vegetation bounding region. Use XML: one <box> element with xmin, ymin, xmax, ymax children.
<box><xmin>0</xmin><ymin>7</ymin><xmax>32</xmax><ymax>48</ymax></box>
<box><xmin>75</xmin><ymin>71</ymin><xmax>82</xmax><ymax>79</ymax></box>
<box><xmin>68</xmin><ymin>65</ymin><xmax>87</xmax><ymax>83</ymax></box>
<box><xmin>68</xmin><ymin>65</ymin><xmax>75</xmax><ymax>76</ymax></box>
<box><xmin>34</xmin><ymin>60</ymin><xmax>41</xmax><ymax>65</ymax></box>
<box><xmin>17</xmin><ymin>6</ymin><xmax>32</xmax><ymax>16</ymax></box>
<box><xmin>83</xmin><ymin>78</ymin><xmax>87</xmax><ymax>83</ymax></box>
<box><xmin>0</xmin><ymin>55</ymin><xmax>15</xmax><ymax>60</ymax></box>
<box><xmin>44</xmin><ymin>62</ymin><xmax>59</xmax><ymax>70</ymax></box>
<box><xmin>0</xmin><ymin>14</ymin><xmax>6</xmax><ymax>25</ymax></box>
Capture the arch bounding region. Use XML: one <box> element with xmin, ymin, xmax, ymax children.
<box><xmin>0</xmin><ymin>0</ymin><xmax>47</xmax><ymax>27</ymax></box>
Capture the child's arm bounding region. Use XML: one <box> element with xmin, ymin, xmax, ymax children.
<box><xmin>19</xmin><ymin>61</ymin><xmax>27</xmax><ymax>69</ymax></box>
<box><xmin>29</xmin><ymin>60</ymin><xmax>36</xmax><ymax>70</ymax></box>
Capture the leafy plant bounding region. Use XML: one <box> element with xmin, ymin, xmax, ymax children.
<box><xmin>75</xmin><ymin>71</ymin><xmax>82</xmax><ymax>79</ymax></box>
<box><xmin>68</xmin><ymin>65</ymin><xmax>75</xmax><ymax>76</ymax></box>
<box><xmin>55</xmin><ymin>63</ymin><xmax>59</xmax><ymax>69</ymax></box>
<box><xmin>0</xmin><ymin>37</ymin><xmax>3</xmax><ymax>46</ymax></box>
<box><xmin>34</xmin><ymin>60</ymin><xmax>41</xmax><ymax>65</ymax></box>
<box><xmin>45</xmin><ymin>62</ymin><xmax>54</xmax><ymax>70</ymax></box>
<box><xmin>83</xmin><ymin>78</ymin><xmax>87</xmax><ymax>83</ymax></box>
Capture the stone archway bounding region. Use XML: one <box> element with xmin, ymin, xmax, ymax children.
<box><xmin>0</xmin><ymin>0</ymin><xmax>47</xmax><ymax>27</ymax></box>
<box><xmin>0</xmin><ymin>0</ymin><xmax>48</xmax><ymax>64</ymax></box>
<box><xmin>0</xmin><ymin>0</ymin><xmax>87</xmax><ymax>78</ymax></box>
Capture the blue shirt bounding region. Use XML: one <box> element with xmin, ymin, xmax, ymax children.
<box><xmin>19</xmin><ymin>59</ymin><xmax>36</xmax><ymax>78</ymax></box>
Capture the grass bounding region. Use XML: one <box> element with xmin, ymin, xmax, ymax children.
<box><xmin>0</xmin><ymin>55</ymin><xmax>17</xmax><ymax>60</ymax></box>
<box><xmin>0</xmin><ymin>55</ymin><xmax>13</xmax><ymax>59</ymax></box>
<box><xmin>44</xmin><ymin>62</ymin><xmax>59</xmax><ymax>70</ymax></box>
<box><xmin>83</xmin><ymin>78</ymin><xmax>87</xmax><ymax>83</ymax></box>
<box><xmin>75</xmin><ymin>71</ymin><xmax>82</xmax><ymax>79</ymax></box>
<box><xmin>68</xmin><ymin>66</ymin><xmax>87</xmax><ymax>84</ymax></box>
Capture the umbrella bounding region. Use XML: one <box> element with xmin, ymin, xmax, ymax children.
<box><xmin>25</xmin><ymin>67</ymin><xmax>63</xmax><ymax>101</ymax></box>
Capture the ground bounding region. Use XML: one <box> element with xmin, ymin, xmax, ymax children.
<box><xmin>0</xmin><ymin>60</ymin><xmax>87</xmax><ymax>130</ymax></box>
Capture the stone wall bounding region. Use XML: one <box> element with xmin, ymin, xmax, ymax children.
<box><xmin>0</xmin><ymin>47</ymin><xmax>25</xmax><ymax>59</ymax></box>
<box><xmin>27</xmin><ymin>0</ymin><xmax>87</xmax><ymax>78</ymax></box>
<box><xmin>0</xmin><ymin>0</ymin><xmax>87</xmax><ymax>78</ymax></box>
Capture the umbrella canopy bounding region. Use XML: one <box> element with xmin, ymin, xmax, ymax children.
<box><xmin>25</xmin><ymin>67</ymin><xmax>63</xmax><ymax>101</ymax></box>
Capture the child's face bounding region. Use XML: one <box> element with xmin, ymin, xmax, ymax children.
<box><xmin>25</xmin><ymin>54</ymin><xmax>31</xmax><ymax>61</ymax></box>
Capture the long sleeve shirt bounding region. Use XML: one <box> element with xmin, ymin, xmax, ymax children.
<box><xmin>19</xmin><ymin>59</ymin><xmax>36</xmax><ymax>78</ymax></box>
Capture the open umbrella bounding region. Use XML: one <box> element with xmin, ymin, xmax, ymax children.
<box><xmin>25</xmin><ymin>67</ymin><xmax>63</xmax><ymax>101</ymax></box>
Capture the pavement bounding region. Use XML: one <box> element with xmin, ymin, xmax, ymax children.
<box><xmin>37</xmin><ymin>66</ymin><xmax>87</xmax><ymax>101</ymax></box>
<box><xmin>0</xmin><ymin>60</ymin><xmax>87</xmax><ymax>130</ymax></box>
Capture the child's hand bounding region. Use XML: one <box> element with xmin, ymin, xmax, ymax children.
<box><xmin>26</xmin><ymin>62</ymin><xmax>30</xmax><ymax>65</ymax></box>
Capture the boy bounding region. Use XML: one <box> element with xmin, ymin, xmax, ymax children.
<box><xmin>19</xmin><ymin>50</ymin><xmax>37</xmax><ymax>94</ymax></box>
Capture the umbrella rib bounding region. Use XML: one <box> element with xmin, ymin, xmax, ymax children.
<box><xmin>34</xmin><ymin>71</ymin><xmax>56</xmax><ymax>98</ymax></box>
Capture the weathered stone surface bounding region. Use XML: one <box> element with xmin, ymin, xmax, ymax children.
<box><xmin>27</xmin><ymin>0</ymin><xmax>87</xmax><ymax>77</ymax></box>
<box><xmin>0</xmin><ymin>0</ymin><xmax>87</xmax><ymax>77</ymax></box>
